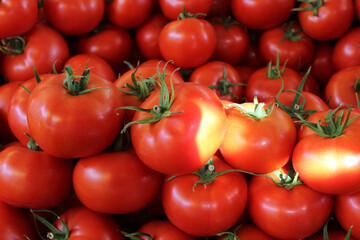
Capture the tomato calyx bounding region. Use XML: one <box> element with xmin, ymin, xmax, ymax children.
<box><xmin>0</xmin><ymin>36</ymin><xmax>26</xmax><ymax>55</ymax></box>
<box><xmin>26</xmin><ymin>134</ymin><xmax>41</xmax><ymax>151</ymax></box>
<box><xmin>210</xmin><ymin>16</ymin><xmax>241</xmax><ymax>31</ymax></box>
<box><xmin>280</xmin><ymin>21</ymin><xmax>303</xmax><ymax>44</ymax></box>
<box><xmin>293</xmin><ymin>0</ymin><xmax>324</xmax><ymax>16</ymax></box>
<box><xmin>208</xmin><ymin>65</ymin><xmax>245</xmax><ymax>99</ymax></box>
<box><xmin>266</xmin><ymin>50</ymin><xmax>287</xmax><ymax>79</ymax></box>
<box><xmin>121</xmin><ymin>231</ymin><xmax>153</xmax><ymax>240</ymax></box>
<box><xmin>117</xmin><ymin>61</ymin><xmax>183</xmax><ymax>134</ymax></box>
<box><xmin>227</xmin><ymin>96</ymin><xmax>274</xmax><ymax>120</ymax></box>
<box><xmin>30</xmin><ymin>209</ymin><xmax>69</xmax><ymax>240</ymax></box>
<box><xmin>177</xmin><ymin>5</ymin><xmax>206</xmax><ymax>20</ymax></box>
<box><xmin>296</xmin><ymin>106</ymin><xmax>360</xmax><ymax>138</ymax></box>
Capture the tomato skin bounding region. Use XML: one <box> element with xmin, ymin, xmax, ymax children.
<box><xmin>135</xmin><ymin>14</ymin><xmax>168</xmax><ymax>60</ymax></box>
<box><xmin>248</xmin><ymin>175</ymin><xmax>333</xmax><ymax>239</ymax></box>
<box><xmin>297</xmin><ymin>0</ymin><xmax>354</xmax><ymax>41</ymax></box>
<box><xmin>220</xmin><ymin>103</ymin><xmax>296</xmax><ymax>174</ymax></box>
<box><xmin>259</xmin><ymin>22</ymin><xmax>314</xmax><ymax>70</ymax></box>
<box><xmin>333</xmin><ymin>27</ymin><xmax>360</xmax><ymax>71</ymax></box>
<box><xmin>158</xmin><ymin>18</ymin><xmax>217</xmax><ymax>69</ymax></box>
<box><xmin>159</xmin><ymin>0</ymin><xmax>213</xmax><ymax>20</ymax></box>
<box><xmin>161</xmin><ymin>156</ymin><xmax>247</xmax><ymax>236</ymax></box>
<box><xmin>188</xmin><ymin>61</ymin><xmax>244</xmax><ymax>102</ymax></box>
<box><xmin>43</xmin><ymin>0</ymin><xmax>105</xmax><ymax>35</ymax></box>
<box><xmin>73</xmin><ymin>149</ymin><xmax>163</xmax><ymax>214</ymax></box>
<box><xmin>0</xmin><ymin>143</ymin><xmax>73</xmax><ymax>209</ymax></box>
<box><xmin>137</xmin><ymin>220</ymin><xmax>197</xmax><ymax>240</ymax></box>
<box><xmin>234</xmin><ymin>65</ymin><xmax>255</xmax><ymax>84</ymax></box>
<box><xmin>64</xmin><ymin>54</ymin><xmax>116</xmax><ymax>82</ymax></box>
<box><xmin>106</xmin><ymin>0</ymin><xmax>154</xmax><ymax>29</ymax></box>
<box><xmin>334</xmin><ymin>191</ymin><xmax>360</xmax><ymax>239</ymax></box>
<box><xmin>324</xmin><ymin>66</ymin><xmax>360</xmax><ymax>109</ymax></box>
<box><xmin>231</xmin><ymin>0</ymin><xmax>295</xmax><ymax>30</ymax></box>
<box><xmin>131</xmin><ymin>82</ymin><xmax>227</xmax><ymax>175</ymax></box>
<box><xmin>0</xmin><ymin>0</ymin><xmax>38</xmax><ymax>38</ymax></box>
<box><xmin>0</xmin><ymin>23</ymin><xmax>69</xmax><ymax>82</ymax></box>
<box><xmin>53</xmin><ymin>207</ymin><xmax>125</xmax><ymax>240</ymax></box>
<box><xmin>27</xmin><ymin>71</ymin><xmax>124</xmax><ymax>159</ymax></box>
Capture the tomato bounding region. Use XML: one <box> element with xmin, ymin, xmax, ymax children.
<box><xmin>43</xmin><ymin>0</ymin><xmax>105</xmax><ymax>35</ymax></box>
<box><xmin>332</xmin><ymin>27</ymin><xmax>360</xmax><ymax>71</ymax></box>
<box><xmin>64</xmin><ymin>53</ymin><xmax>116</xmax><ymax>82</ymax></box>
<box><xmin>27</xmin><ymin>67</ymin><xmax>124</xmax><ymax>159</ymax></box>
<box><xmin>218</xmin><ymin>224</ymin><xmax>276</xmax><ymax>240</ymax></box>
<box><xmin>324</xmin><ymin>66</ymin><xmax>360</xmax><ymax>109</ymax></box>
<box><xmin>0</xmin><ymin>200</ymin><xmax>37</xmax><ymax>240</ymax></box>
<box><xmin>210</xmin><ymin>17</ymin><xmax>250</xmax><ymax>66</ymax></box>
<box><xmin>73</xmin><ymin>148</ymin><xmax>163</xmax><ymax>214</ymax></box>
<box><xmin>135</xmin><ymin>220</ymin><xmax>197</xmax><ymax>240</ymax></box>
<box><xmin>0</xmin><ymin>0</ymin><xmax>38</xmax><ymax>38</ymax></box>
<box><xmin>161</xmin><ymin>156</ymin><xmax>247</xmax><ymax>236</ymax></box>
<box><xmin>259</xmin><ymin>22</ymin><xmax>314</xmax><ymax>70</ymax></box>
<box><xmin>296</xmin><ymin>0</ymin><xmax>354</xmax><ymax>41</ymax></box>
<box><xmin>0</xmin><ymin>23</ymin><xmax>69</xmax><ymax>82</ymax></box>
<box><xmin>106</xmin><ymin>0</ymin><xmax>154</xmax><ymax>29</ymax></box>
<box><xmin>188</xmin><ymin>61</ymin><xmax>244</xmax><ymax>103</ymax></box>
<box><xmin>129</xmin><ymin>82</ymin><xmax>227</xmax><ymax>175</ymax></box>
<box><xmin>220</xmin><ymin>101</ymin><xmax>296</xmax><ymax>174</ymax></box>
<box><xmin>231</xmin><ymin>0</ymin><xmax>295</xmax><ymax>30</ymax></box>
<box><xmin>293</xmin><ymin>109</ymin><xmax>360</xmax><ymax>195</ymax></box>
<box><xmin>135</xmin><ymin>13</ymin><xmax>168</xmax><ymax>60</ymax></box>
<box><xmin>247</xmin><ymin>174</ymin><xmax>333</xmax><ymax>239</ymax></box>
<box><xmin>76</xmin><ymin>24</ymin><xmax>132</xmax><ymax>73</ymax></box>
<box><xmin>334</xmin><ymin>191</ymin><xmax>360</xmax><ymax>239</ymax></box>
<box><xmin>0</xmin><ymin>142</ymin><xmax>73</xmax><ymax>209</ymax></box>
<box><xmin>158</xmin><ymin>17</ymin><xmax>216</xmax><ymax>69</ymax></box>
<box><xmin>207</xmin><ymin>0</ymin><xmax>231</xmax><ymax>18</ymax></box>
<box><xmin>159</xmin><ymin>0</ymin><xmax>213</xmax><ymax>20</ymax></box>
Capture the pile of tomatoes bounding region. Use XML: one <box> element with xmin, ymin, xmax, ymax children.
<box><xmin>1</xmin><ymin>0</ymin><xmax>360</xmax><ymax>239</ymax></box>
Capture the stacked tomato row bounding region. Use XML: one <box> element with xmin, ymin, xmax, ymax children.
<box><xmin>1</xmin><ymin>0</ymin><xmax>360</xmax><ymax>239</ymax></box>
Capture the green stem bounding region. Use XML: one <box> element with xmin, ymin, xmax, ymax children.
<box><xmin>121</xmin><ymin>231</ymin><xmax>152</xmax><ymax>240</ymax></box>
<box><xmin>354</xmin><ymin>78</ymin><xmax>360</xmax><ymax>93</ymax></box>
<box><xmin>177</xmin><ymin>4</ymin><xmax>206</xmax><ymax>20</ymax></box>
<box><xmin>279</xmin><ymin>21</ymin><xmax>303</xmax><ymax>44</ymax></box>
<box><xmin>25</xmin><ymin>134</ymin><xmax>40</xmax><ymax>151</ymax></box>
<box><xmin>208</xmin><ymin>66</ymin><xmax>245</xmax><ymax>98</ymax></box>
<box><xmin>292</xmin><ymin>0</ymin><xmax>325</xmax><ymax>16</ymax></box>
<box><xmin>0</xmin><ymin>36</ymin><xmax>26</xmax><ymax>55</ymax></box>
<box><xmin>227</xmin><ymin>96</ymin><xmax>274</xmax><ymax>120</ymax></box>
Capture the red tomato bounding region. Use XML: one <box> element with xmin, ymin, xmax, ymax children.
<box><xmin>64</xmin><ymin>53</ymin><xmax>116</xmax><ymax>82</ymax></box>
<box><xmin>135</xmin><ymin>220</ymin><xmax>197</xmax><ymax>240</ymax></box>
<box><xmin>161</xmin><ymin>156</ymin><xmax>247</xmax><ymax>236</ymax></box>
<box><xmin>220</xmin><ymin>102</ymin><xmax>296</xmax><ymax>174</ymax></box>
<box><xmin>130</xmin><ymin>82</ymin><xmax>227</xmax><ymax>175</ymax></box>
<box><xmin>210</xmin><ymin>17</ymin><xmax>250</xmax><ymax>66</ymax></box>
<box><xmin>76</xmin><ymin>24</ymin><xmax>132</xmax><ymax>73</ymax></box>
<box><xmin>0</xmin><ymin>200</ymin><xmax>37</xmax><ymax>240</ymax></box>
<box><xmin>158</xmin><ymin>18</ymin><xmax>217</xmax><ymax>69</ymax></box>
<box><xmin>73</xmin><ymin>149</ymin><xmax>163</xmax><ymax>214</ymax></box>
<box><xmin>188</xmin><ymin>61</ymin><xmax>244</xmax><ymax>102</ymax></box>
<box><xmin>207</xmin><ymin>0</ymin><xmax>231</xmax><ymax>18</ymax></box>
<box><xmin>27</xmin><ymin>68</ymin><xmax>124</xmax><ymax>159</ymax></box>
<box><xmin>333</xmin><ymin>27</ymin><xmax>360</xmax><ymax>71</ymax></box>
<box><xmin>231</xmin><ymin>0</ymin><xmax>295</xmax><ymax>30</ymax></box>
<box><xmin>135</xmin><ymin>13</ymin><xmax>168</xmax><ymax>60</ymax></box>
<box><xmin>248</xmin><ymin>174</ymin><xmax>333</xmax><ymax>239</ymax></box>
<box><xmin>107</xmin><ymin>0</ymin><xmax>154</xmax><ymax>29</ymax></box>
<box><xmin>43</xmin><ymin>0</ymin><xmax>105</xmax><ymax>35</ymax></box>
<box><xmin>0</xmin><ymin>0</ymin><xmax>38</xmax><ymax>38</ymax></box>
<box><xmin>293</xmin><ymin>109</ymin><xmax>360</xmax><ymax>195</ymax></box>
<box><xmin>0</xmin><ymin>23</ymin><xmax>69</xmax><ymax>82</ymax></box>
<box><xmin>324</xmin><ymin>66</ymin><xmax>360</xmax><ymax>109</ymax></box>
<box><xmin>218</xmin><ymin>224</ymin><xmax>276</xmax><ymax>240</ymax></box>
<box><xmin>334</xmin><ymin>191</ymin><xmax>360</xmax><ymax>239</ymax></box>
<box><xmin>259</xmin><ymin>22</ymin><xmax>314</xmax><ymax>70</ymax></box>
<box><xmin>159</xmin><ymin>0</ymin><xmax>213</xmax><ymax>20</ymax></box>
<box><xmin>0</xmin><ymin>142</ymin><xmax>73</xmax><ymax>209</ymax></box>
<box><xmin>296</xmin><ymin>0</ymin><xmax>354</xmax><ymax>41</ymax></box>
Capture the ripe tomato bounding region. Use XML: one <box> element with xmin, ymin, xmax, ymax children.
<box><xmin>231</xmin><ymin>0</ymin><xmax>295</xmax><ymax>30</ymax></box>
<box><xmin>248</xmin><ymin>174</ymin><xmax>333</xmax><ymax>239</ymax></box>
<box><xmin>27</xmin><ymin>67</ymin><xmax>124</xmax><ymax>159</ymax></box>
<box><xmin>296</xmin><ymin>0</ymin><xmax>354</xmax><ymax>41</ymax></box>
<box><xmin>161</xmin><ymin>156</ymin><xmax>247</xmax><ymax>236</ymax></box>
<box><xmin>43</xmin><ymin>0</ymin><xmax>105</xmax><ymax>35</ymax></box>
<box><xmin>0</xmin><ymin>142</ymin><xmax>73</xmax><ymax>209</ymax></box>
<box><xmin>73</xmin><ymin>148</ymin><xmax>163</xmax><ymax>214</ymax></box>
<box><xmin>158</xmin><ymin>18</ymin><xmax>216</xmax><ymax>69</ymax></box>
<box><xmin>0</xmin><ymin>0</ymin><xmax>38</xmax><ymax>38</ymax></box>
<box><xmin>188</xmin><ymin>61</ymin><xmax>244</xmax><ymax>102</ymax></box>
<box><xmin>0</xmin><ymin>23</ymin><xmax>69</xmax><ymax>82</ymax></box>
<box><xmin>64</xmin><ymin>53</ymin><xmax>116</xmax><ymax>82</ymax></box>
<box><xmin>107</xmin><ymin>0</ymin><xmax>154</xmax><ymax>29</ymax></box>
<box><xmin>158</xmin><ymin>0</ymin><xmax>214</xmax><ymax>20</ymax></box>
<box><xmin>129</xmin><ymin>82</ymin><xmax>227</xmax><ymax>175</ymax></box>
